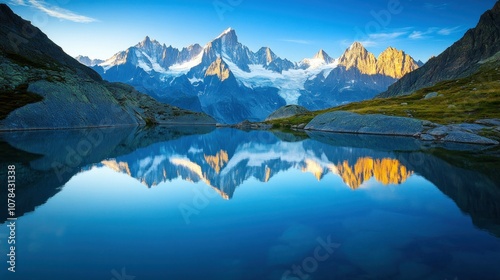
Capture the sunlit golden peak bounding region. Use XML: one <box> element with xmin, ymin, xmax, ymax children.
<box><xmin>204</xmin><ymin>150</ymin><xmax>229</xmax><ymax>174</ymax></box>
<box><xmin>336</xmin><ymin>157</ymin><xmax>413</xmax><ymax>189</ymax></box>
<box><xmin>101</xmin><ymin>159</ymin><xmax>132</xmax><ymax>176</ymax></box>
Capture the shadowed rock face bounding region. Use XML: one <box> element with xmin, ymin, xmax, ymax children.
<box><xmin>0</xmin><ymin>5</ymin><xmax>101</xmax><ymax>81</ymax></box>
<box><xmin>0</xmin><ymin>4</ymin><xmax>215</xmax><ymax>130</ymax></box>
<box><xmin>379</xmin><ymin>1</ymin><xmax>500</xmax><ymax>97</ymax></box>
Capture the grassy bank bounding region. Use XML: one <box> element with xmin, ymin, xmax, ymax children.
<box><xmin>267</xmin><ymin>62</ymin><xmax>500</xmax><ymax>127</ymax></box>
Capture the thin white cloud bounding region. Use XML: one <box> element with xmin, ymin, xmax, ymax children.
<box><xmin>437</xmin><ymin>26</ymin><xmax>461</xmax><ymax>35</ymax></box>
<box><xmin>9</xmin><ymin>0</ymin><xmax>27</xmax><ymax>6</ymax></box>
<box><xmin>409</xmin><ymin>31</ymin><xmax>426</xmax><ymax>40</ymax></box>
<box><xmin>409</xmin><ymin>26</ymin><xmax>459</xmax><ymax>40</ymax></box>
<box><xmin>424</xmin><ymin>3</ymin><xmax>448</xmax><ymax>10</ymax></box>
<box><xmin>368</xmin><ymin>31</ymin><xmax>408</xmax><ymax>40</ymax></box>
<box><xmin>358</xmin><ymin>40</ymin><xmax>378</xmax><ymax>47</ymax></box>
<box><xmin>281</xmin><ymin>39</ymin><xmax>312</xmax><ymax>45</ymax></box>
<box><xmin>11</xmin><ymin>0</ymin><xmax>97</xmax><ymax>23</ymax></box>
<box><xmin>351</xmin><ymin>30</ymin><xmax>408</xmax><ymax>47</ymax></box>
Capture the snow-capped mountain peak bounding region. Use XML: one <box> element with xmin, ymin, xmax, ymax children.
<box><xmin>217</xmin><ymin>27</ymin><xmax>235</xmax><ymax>39</ymax></box>
<box><xmin>201</xmin><ymin>28</ymin><xmax>252</xmax><ymax>72</ymax></box>
<box><xmin>91</xmin><ymin>28</ymin><xmax>422</xmax><ymax>124</ymax></box>
<box><xmin>75</xmin><ymin>55</ymin><xmax>104</xmax><ymax>67</ymax></box>
<box><xmin>313</xmin><ymin>49</ymin><xmax>334</xmax><ymax>63</ymax></box>
<box><xmin>141</xmin><ymin>35</ymin><xmax>151</xmax><ymax>44</ymax></box>
<box><xmin>300</xmin><ymin>49</ymin><xmax>337</xmax><ymax>69</ymax></box>
<box><xmin>254</xmin><ymin>47</ymin><xmax>277</xmax><ymax>65</ymax></box>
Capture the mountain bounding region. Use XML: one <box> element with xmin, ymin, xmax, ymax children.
<box><xmin>297</xmin><ymin>43</ymin><xmax>419</xmax><ymax>109</ymax></box>
<box><xmin>89</xmin><ymin>129</ymin><xmax>417</xmax><ymax>197</ymax></box>
<box><xmin>266</xmin><ymin>105</ymin><xmax>309</xmax><ymax>121</ymax></box>
<box><xmin>75</xmin><ymin>55</ymin><xmax>104</xmax><ymax>67</ymax></box>
<box><xmin>380</xmin><ymin>1</ymin><xmax>500</xmax><ymax>97</ymax></box>
<box><xmin>0</xmin><ymin>4</ymin><xmax>215</xmax><ymax>130</ymax></box>
<box><xmin>314</xmin><ymin>49</ymin><xmax>334</xmax><ymax>63</ymax></box>
<box><xmin>376</xmin><ymin>47</ymin><xmax>420</xmax><ymax>79</ymax></box>
<box><xmin>299</xmin><ymin>49</ymin><xmax>335</xmax><ymax>68</ymax></box>
<box><xmin>3</xmin><ymin>126</ymin><xmax>499</xmax><ymax>237</ymax></box>
<box><xmin>200</xmin><ymin>57</ymin><xmax>285</xmax><ymax>123</ymax></box>
<box><xmin>92</xmin><ymin>30</ymin><xmax>421</xmax><ymax>123</ymax></box>
<box><xmin>336</xmin><ymin>43</ymin><xmax>419</xmax><ymax>79</ymax></box>
<box><xmin>338</xmin><ymin>42</ymin><xmax>377</xmax><ymax>75</ymax></box>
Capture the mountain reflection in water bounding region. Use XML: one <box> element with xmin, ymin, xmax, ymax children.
<box><xmin>97</xmin><ymin>138</ymin><xmax>414</xmax><ymax>194</ymax></box>
<box><xmin>1</xmin><ymin>126</ymin><xmax>500</xmax><ymax>280</ymax></box>
<box><xmin>1</xmin><ymin>126</ymin><xmax>498</xmax><ymax>233</ymax></box>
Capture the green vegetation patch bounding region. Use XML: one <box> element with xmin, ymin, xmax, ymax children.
<box><xmin>267</xmin><ymin>62</ymin><xmax>500</xmax><ymax>127</ymax></box>
<box><xmin>3</xmin><ymin>51</ymin><xmax>60</xmax><ymax>71</ymax></box>
<box><xmin>144</xmin><ymin>117</ymin><xmax>158</xmax><ymax>127</ymax></box>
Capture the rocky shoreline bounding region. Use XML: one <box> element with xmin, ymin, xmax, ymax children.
<box><xmin>303</xmin><ymin>111</ymin><xmax>499</xmax><ymax>145</ymax></box>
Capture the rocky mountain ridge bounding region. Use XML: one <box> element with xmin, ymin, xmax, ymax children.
<box><xmin>81</xmin><ymin>28</ymin><xmax>421</xmax><ymax>123</ymax></box>
<box><xmin>0</xmin><ymin>4</ymin><xmax>215</xmax><ymax>130</ymax></box>
<box><xmin>380</xmin><ymin>0</ymin><xmax>500</xmax><ymax>97</ymax></box>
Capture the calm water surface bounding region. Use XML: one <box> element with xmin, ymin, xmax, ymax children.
<box><xmin>0</xmin><ymin>126</ymin><xmax>499</xmax><ymax>280</ymax></box>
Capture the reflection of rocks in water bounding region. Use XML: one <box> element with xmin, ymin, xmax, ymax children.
<box><xmin>3</xmin><ymin>126</ymin><xmax>500</xmax><ymax>239</ymax></box>
<box><xmin>0</xmin><ymin>126</ymin><xmax>215</xmax><ymax>222</ymax></box>
<box><xmin>398</xmin><ymin>235</ymin><xmax>500</xmax><ymax>280</ymax></box>
<box><xmin>401</xmin><ymin>237</ymin><xmax>454</xmax><ymax>275</ymax></box>
<box><xmin>305</xmin><ymin>130</ymin><xmax>500</xmax><ymax>237</ymax></box>
<box><xmin>0</xmin><ymin>140</ymin><xmax>62</xmax><ymax>223</ymax></box>
<box><xmin>399</xmin><ymin>151</ymin><xmax>500</xmax><ymax>237</ymax></box>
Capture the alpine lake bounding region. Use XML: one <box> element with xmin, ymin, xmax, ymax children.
<box><xmin>1</xmin><ymin>125</ymin><xmax>499</xmax><ymax>280</ymax></box>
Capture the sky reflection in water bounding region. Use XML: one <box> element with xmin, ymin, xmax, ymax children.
<box><xmin>0</xmin><ymin>126</ymin><xmax>499</xmax><ymax>280</ymax></box>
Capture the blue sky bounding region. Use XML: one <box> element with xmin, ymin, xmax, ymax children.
<box><xmin>3</xmin><ymin>0</ymin><xmax>498</xmax><ymax>62</ymax></box>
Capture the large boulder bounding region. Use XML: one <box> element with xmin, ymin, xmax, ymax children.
<box><xmin>305</xmin><ymin>111</ymin><xmax>424</xmax><ymax>136</ymax></box>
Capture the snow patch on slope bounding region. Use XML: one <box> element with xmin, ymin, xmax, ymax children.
<box><xmin>222</xmin><ymin>53</ymin><xmax>339</xmax><ymax>104</ymax></box>
<box><xmin>168</xmin><ymin>51</ymin><xmax>203</xmax><ymax>75</ymax></box>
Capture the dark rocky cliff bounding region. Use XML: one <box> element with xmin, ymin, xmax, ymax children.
<box><xmin>379</xmin><ymin>1</ymin><xmax>500</xmax><ymax>97</ymax></box>
<box><xmin>0</xmin><ymin>4</ymin><xmax>215</xmax><ymax>130</ymax></box>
